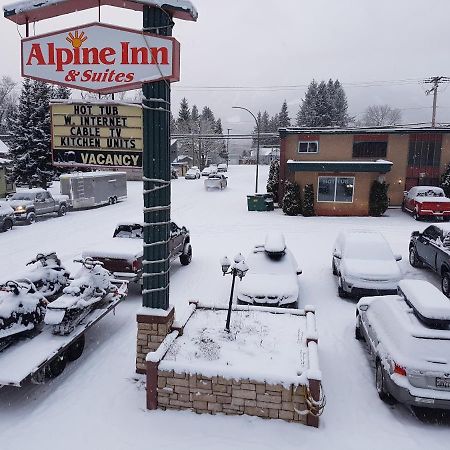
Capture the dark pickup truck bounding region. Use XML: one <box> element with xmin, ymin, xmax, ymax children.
<box><xmin>82</xmin><ymin>222</ymin><xmax>192</xmax><ymax>286</ymax></box>
<box><xmin>409</xmin><ymin>224</ymin><xmax>450</xmax><ymax>296</ymax></box>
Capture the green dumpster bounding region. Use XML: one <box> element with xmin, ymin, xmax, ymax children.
<box><xmin>247</xmin><ymin>194</ymin><xmax>274</xmax><ymax>212</ymax></box>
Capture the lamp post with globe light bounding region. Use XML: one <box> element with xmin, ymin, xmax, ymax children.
<box><xmin>221</xmin><ymin>254</ymin><xmax>249</xmax><ymax>332</ymax></box>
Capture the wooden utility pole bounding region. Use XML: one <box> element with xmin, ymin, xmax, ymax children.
<box><xmin>424</xmin><ymin>76</ymin><xmax>450</xmax><ymax>127</ymax></box>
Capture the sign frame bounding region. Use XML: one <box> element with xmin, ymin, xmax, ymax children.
<box><xmin>51</xmin><ymin>101</ymin><xmax>143</xmax><ymax>169</ymax></box>
<box><xmin>22</xmin><ymin>22</ymin><xmax>180</xmax><ymax>94</ymax></box>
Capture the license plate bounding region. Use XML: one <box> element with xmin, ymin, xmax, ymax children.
<box><xmin>436</xmin><ymin>377</ymin><xmax>450</xmax><ymax>388</ymax></box>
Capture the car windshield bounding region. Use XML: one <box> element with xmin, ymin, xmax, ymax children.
<box><xmin>345</xmin><ymin>235</ymin><xmax>392</xmax><ymax>261</ymax></box>
<box><xmin>10</xmin><ymin>193</ymin><xmax>35</xmax><ymax>201</ymax></box>
<box><xmin>113</xmin><ymin>224</ymin><xmax>143</xmax><ymax>239</ymax></box>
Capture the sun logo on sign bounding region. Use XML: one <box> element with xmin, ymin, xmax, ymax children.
<box><xmin>66</xmin><ymin>31</ymin><xmax>87</xmax><ymax>49</ymax></box>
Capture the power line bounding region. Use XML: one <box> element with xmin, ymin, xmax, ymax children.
<box><xmin>173</xmin><ymin>78</ymin><xmax>423</xmax><ymax>92</ymax></box>
<box><xmin>423</xmin><ymin>76</ymin><xmax>450</xmax><ymax>127</ymax></box>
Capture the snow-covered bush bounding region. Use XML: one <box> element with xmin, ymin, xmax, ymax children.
<box><xmin>266</xmin><ymin>160</ymin><xmax>280</xmax><ymax>204</ymax></box>
<box><xmin>302</xmin><ymin>184</ymin><xmax>316</xmax><ymax>217</ymax></box>
<box><xmin>369</xmin><ymin>180</ymin><xmax>389</xmax><ymax>217</ymax></box>
<box><xmin>440</xmin><ymin>163</ymin><xmax>450</xmax><ymax>198</ymax></box>
<box><xmin>282</xmin><ymin>180</ymin><xmax>301</xmax><ymax>216</ymax></box>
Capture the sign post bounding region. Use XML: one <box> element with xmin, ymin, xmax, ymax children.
<box><xmin>142</xmin><ymin>5</ymin><xmax>172</xmax><ymax>310</ymax></box>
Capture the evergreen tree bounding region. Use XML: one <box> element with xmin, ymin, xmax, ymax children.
<box><xmin>297</xmin><ymin>79</ymin><xmax>349</xmax><ymax>127</ymax></box>
<box><xmin>440</xmin><ymin>163</ymin><xmax>450</xmax><ymax>197</ymax></box>
<box><xmin>8</xmin><ymin>79</ymin><xmax>55</xmax><ymax>188</ymax></box>
<box><xmin>297</xmin><ymin>80</ymin><xmax>319</xmax><ymax>126</ymax></box>
<box><xmin>369</xmin><ymin>180</ymin><xmax>389</xmax><ymax>216</ymax></box>
<box><xmin>332</xmin><ymin>80</ymin><xmax>349</xmax><ymax>126</ymax></box>
<box><xmin>282</xmin><ymin>180</ymin><xmax>302</xmax><ymax>216</ymax></box>
<box><xmin>266</xmin><ymin>160</ymin><xmax>280</xmax><ymax>204</ymax></box>
<box><xmin>279</xmin><ymin>100</ymin><xmax>291</xmax><ymax>127</ymax></box>
<box><xmin>302</xmin><ymin>184</ymin><xmax>316</xmax><ymax>216</ymax></box>
<box><xmin>52</xmin><ymin>85</ymin><xmax>71</xmax><ymax>99</ymax></box>
<box><xmin>191</xmin><ymin>104</ymin><xmax>200</xmax><ymax>131</ymax></box>
<box><xmin>177</xmin><ymin>97</ymin><xmax>191</xmax><ymax>134</ymax></box>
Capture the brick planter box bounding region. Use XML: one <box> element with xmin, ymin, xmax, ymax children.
<box><xmin>146</xmin><ymin>303</ymin><xmax>323</xmax><ymax>427</ymax></box>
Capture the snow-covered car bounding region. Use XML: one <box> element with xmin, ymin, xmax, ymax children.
<box><xmin>236</xmin><ymin>233</ymin><xmax>302</xmax><ymax>308</ymax></box>
<box><xmin>402</xmin><ymin>186</ymin><xmax>450</xmax><ymax>221</ymax></box>
<box><xmin>332</xmin><ymin>230</ymin><xmax>402</xmax><ymax>298</ymax></box>
<box><xmin>201</xmin><ymin>167</ymin><xmax>212</xmax><ymax>177</ymax></box>
<box><xmin>185</xmin><ymin>168</ymin><xmax>201</xmax><ymax>179</ymax></box>
<box><xmin>8</xmin><ymin>189</ymin><xmax>69</xmax><ymax>224</ymax></box>
<box><xmin>0</xmin><ymin>202</ymin><xmax>14</xmax><ymax>232</ymax></box>
<box><xmin>205</xmin><ymin>173</ymin><xmax>227</xmax><ymax>190</ymax></box>
<box><xmin>82</xmin><ymin>222</ymin><xmax>192</xmax><ymax>285</ymax></box>
<box><xmin>356</xmin><ymin>280</ymin><xmax>450</xmax><ymax>410</ymax></box>
<box><xmin>217</xmin><ymin>163</ymin><xmax>228</xmax><ymax>172</ymax></box>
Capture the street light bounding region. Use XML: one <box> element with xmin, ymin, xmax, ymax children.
<box><xmin>221</xmin><ymin>253</ymin><xmax>249</xmax><ymax>332</ymax></box>
<box><xmin>226</xmin><ymin>128</ymin><xmax>232</xmax><ymax>167</ymax></box>
<box><xmin>232</xmin><ymin>106</ymin><xmax>260</xmax><ymax>193</ymax></box>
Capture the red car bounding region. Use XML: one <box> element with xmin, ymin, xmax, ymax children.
<box><xmin>402</xmin><ymin>186</ymin><xmax>450</xmax><ymax>220</ymax></box>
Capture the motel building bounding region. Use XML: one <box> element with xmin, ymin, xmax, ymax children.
<box><xmin>278</xmin><ymin>126</ymin><xmax>450</xmax><ymax>216</ymax></box>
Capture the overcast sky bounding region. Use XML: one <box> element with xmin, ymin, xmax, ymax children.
<box><xmin>1</xmin><ymin>0</ymin><xmax>450</xmax><ymax>134</ymax></box>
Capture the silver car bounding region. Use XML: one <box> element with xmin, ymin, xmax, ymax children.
<box><xmin>356</xmin><ymin>279</ymin><xmax>450</xmax><ymax>410</ymax></box>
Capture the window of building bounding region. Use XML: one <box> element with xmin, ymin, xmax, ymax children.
<box><xmin>298</xmin><ymin>141</ymin><xmax>319</xmax><ymax>153</ymax></box>
<box><xmin>318</xmin><ymin>176</ymin><xmax>354</xmax><ymax>203</ymax></box>
<box><xmin>352</xmin><ymin>141</ymin><xmax>387</xmax><ymax>158</ymax></box>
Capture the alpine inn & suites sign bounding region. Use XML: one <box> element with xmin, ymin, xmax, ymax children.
<box><xmin>51</xmin><ymin>102</ymin><xmax>143</xmax><ymax>168</ymax></box>
<box><xmin>22</xmin><ymin>22</ymin><xmax>180</xmax><ymax>94</ymax></box>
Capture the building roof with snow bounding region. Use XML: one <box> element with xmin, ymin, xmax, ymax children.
<box><xmin>4</xmin><ymin>0</ymin><xmax>198</xmax><ymax>23</ymax></box>
<box><xmin>0</xmin><ymin>140</ymin><xmax>9</xmax><ymax>157</ymax></box>
<box><xmin>279</xmin><ymin>125</ymin><xmax>450</xmax><ymax>137</ymax></box>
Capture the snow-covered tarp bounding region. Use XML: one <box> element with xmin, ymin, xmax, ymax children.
<box><xmin>83</xmin><ymin>238</ymin><xmax>143</xmax><ymax>262</ymax></box>
<box><xmin>160</xmin><ymin>308</ymin><xmax>313</xmax><ymax>385</ymax></box>
<box><xmin>398</xmin><ymin>279</ymin><xmax>450</xmax><ymax>321</ymax></box>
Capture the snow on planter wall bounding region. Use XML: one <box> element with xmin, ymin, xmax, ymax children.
<box><xmin>145</xmin><ymin>303</ymin><xmax>323</xmax><ymax>427</ymax></box>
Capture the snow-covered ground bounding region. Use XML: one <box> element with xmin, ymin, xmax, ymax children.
<box><xmin>0</xmin><ymin>165</ymin><xmax>449</xmax><ymax>450</ymax></box>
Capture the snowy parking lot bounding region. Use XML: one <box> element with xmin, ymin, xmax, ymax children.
<box><xmin>0</xmin><ymin>165</ymin><xmax>449</xmax><ymax>450</ymax></box>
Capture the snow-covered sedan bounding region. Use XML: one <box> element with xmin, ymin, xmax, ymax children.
<box><xmin>185</xmin><ymin>168</ymin><xmax>201</xmax><ymax>179</ymax></box>
<box><xmin>0</xmin><ymin>202</ymin><xmax>14</xmax><ymax>232</ymax></box>
<box><xmin>236</xmin><ymin>233</ymin><xmax>302</xmax><ymax>308</ymax></box>
<box><xmin>402</xmin><ymin>186</ymin><xmax>450</xmax><ymax>221</ymax></box>
<box><xmin>356</xmin><ymin>280</ymin><xmax>450</xmax><ymax>410</ymax></box>
<box><xmin>332</xmin><ymin>230</ymin><xmax>402</xmax><ymax>298</ymax></box>
<box><xmin>204</xmin><ymin>173</ymin><xmax>227</xmax><ymax>190</ymax></box>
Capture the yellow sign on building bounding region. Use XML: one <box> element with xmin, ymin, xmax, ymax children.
<box><xmin>51</xmin><ymin>102</ymin><xmax>143</xmax><ymax>168</ymax></box>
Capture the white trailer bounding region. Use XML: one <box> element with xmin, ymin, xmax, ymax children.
<box><xmin>60</xmin><ymin>171</ymin><xmax>127</xmax><ymax>209</ymax></box>
<box><xmin>0</xmin><ymin>284</ymin><xmax>126</xmax><ymax>388</ymax></box>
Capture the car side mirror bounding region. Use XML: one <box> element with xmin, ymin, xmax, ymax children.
<box><xmin>296</xmin><ymin>269</ymin><xmax>302</xmax><ymax>276</ymax></box>
<box><xmin>394</xmin><ymin>254</ymin><xmax>402</xmax><ymax>262</ymax></box>
<box><xmin>333</xmin><ymin>251</ymin><xmax>342</xmax><ymax>259</ymax></box>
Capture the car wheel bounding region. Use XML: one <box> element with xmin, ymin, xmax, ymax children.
<box><xmin>442</xmin><ymin>273</ymin><xmax>450</xmax><ymax>297</ymax></box>
<box><xmin>58</xmin><ymin>205</ymin><xmax>67</xmax><ymax>216</ymax></box>
<box><xmin>45</xmin><ymin>355</ymin><xmax>67</xmax><ymax>379</ymax></box>
<box><xmin>113</xmin><ymin>196</ymin><xmax>118</xmax><ymax>204</ymax></box>
<box><xmin>108</xmin><ymin>197</ymin><xmax>114</xmax><ymax>205</ymax></box>
<box><xmin>409</xmin><ymin>247</ymin><xmax>422</xmax><ymax>268</ymax></box>
<box><xmin>401</xmin><ymin>202</ymin><xmax>406</xmax><ymax>212</ymax></box>
<box><xmin>413</xmin><ymin>210</ymin><xmax>421</xmax><ymax>221</ymax></box>
<box><xmin>1</xmin><ymin>218</ymin><xmax>13</xmax><ymax>232</ymax></box>
<box><xmin>338</xmin><ymin>277</ymin><xmax>348</xmax><ymax>298</ymax></box>
<box><xmin>66</xmin><ymin>335</ymin><xmax>85</xmax><ymax>361</ymax></box>
<box><xmin>180</xmin><ymin>243</ymin><xmax>192</xmax><ymax>266</ymax></box>
<box><xmin>375</xmin><ymin>359</ymin><xmax>392</xmax><ymax>403</ymax></box>
<box><xmin>355</xmin><ymin>314</ymin><xmax>364</xmax><ymax>341</ymax></box>
<box><xmin>332</xmin><ymin>260</ymin><xmax>337</xmax><ymax>276</ymax></box>
<box><xmin>26</xmin><ymin>212</ymin><xmax>36</xmax><ymax>225</ymax></box>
